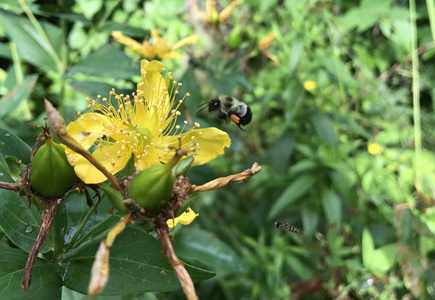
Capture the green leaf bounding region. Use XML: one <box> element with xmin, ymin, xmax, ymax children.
<box><xmin>63</xmin><ymin>193</ymin><xmax>119</xmax><ymax>248</ymax></box>
<box><xmin>64</xmin><ymin>225</ymin><xmax>215</xmax><ymax>295</ymax></box>
<box><xmin>310</xmin><ymin>113</ymin><xmax>337</xmax><ymax>147</ymax></box>
<box><xmin>266</xmin><ymin>132</ymin><xmax>294</xmax><ymax>175</ymax></box>
<box><xmin>65</xmin><ymin>45</ymin><xmax>138</xmax><ymax>79</ymax></box>
<box><xmin>0</xmin><ymin>128</ymin><xmax>32</xmax><ymax>165</ymax></box>
<box><xmin>100</xmin><ymin>22</ymin><xmax>149</xmax><ymax>37</ymax></box>
<box><xmin>62</xmin><ymin>286</ymin><xmax>124</xmax><ymax>300</ymax></box>
<box><xmin>0</xmin><ymin>75</ymin><xmax>38</xmax><ymax>120</ymax></box>
<box><xmin>0</xmin><ymin>154</ymin><xmax>14</xmax><ymax>182</ymax></box>
<box><xmin>288</xmin><ymin>40</ymin><xmax>304</xmax><ymax>72</ymax></box>
<box><xmin>0</xmin><ymin>245</ymin><xmax>61</xmax><ymax>300</ymax></box>
<box><xmin>362</xmin><ymin>228</ymin><xmax>375</xmax><ymax>267</ymax></box>
<box><xmin>268</xmin><ymin>174</ymin><xmax>317</xmax><ymax>219</ymax></box>
<box><xmin>285</xmin><ymin>255</ymin><xmax>313</xmax><ymax>280</ymax></box>
<box><xmin>301</xmin><ymin>202</ymin><xmax>319</xmax><ymax>236</ymax></box>
<box><xmin>0</xmin><ymin>43</ymin><xmax>12</xmax><ymax>59</ymax></box>
<box><xmin>321</xmin><ymin>189</ymin><xmax>342</xmax><ymax>228</ymax></box>
<box><xmin>0</xmin><ymin>10</ymin><xmax>62</xmax><ymax>71</ymax></box>
<box><xmin>370</xmin><ymin>243</ymin><xmax>398</xmax><ymax>275</ymax></box>
<box><xmin>173</xmin><ymin>227</ymin><xmax>244</xmax><ymax>274</ymax></box>
<box><xmin>0</xmin><ymin>189</ymin><xmax>51</xmax><ymax>252</ymax></box>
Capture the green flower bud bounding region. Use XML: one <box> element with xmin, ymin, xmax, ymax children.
<box><xmin>101</xmin><ymin>184</ymin><xmax>127</xmax><ymax>213</ymax></box>
<box><xmin>30</xmin><ymin>136</ymin><xmax>76</xmax><ymax>198</ymax></box>
<box><xmin>226</xmin><ymin>26</ymin><xmax>242</xmax><ymax>48</ymax></box>
<box><xmin>129</xmin><ymin>152</ymin><xmax>185</xmax><ymax>212</ymax></box>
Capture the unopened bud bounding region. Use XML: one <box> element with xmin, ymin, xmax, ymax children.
<box><xmin>30</xmin><ymin>130</ymin><xmax>76</xmax><ymax>198</ymax></box>
<box><xmin>129</xmin><ymin>151</ymin><xmax>187</xmax><ymax>212</ymax></box>
<box><xmin>101</xmin><ymin>184</ymin><xmax>127</xmax><ymax>213</ymax></box>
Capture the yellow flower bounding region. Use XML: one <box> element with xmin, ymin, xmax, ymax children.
<box><xmin>65</xmin><ymin>60</ymin><xmax>231</xmax><ymax>183</ymax></box>
<box><xmin>112</xmin><ymin>29</ymin><xmax>199</xmax><ymax>60</ymax></box>
<box><xmin>368</xmin><ymin>143</ymin><xmax>383</xmax><ymax>155</ymax></box>
<box><xmin>258</xmin><ymin>33</ymin><xmax>280</xmax><ymax>66</ymax></box>
<box><xmin>167</xmin><ymin>208</ymin><xmax>199</xmax><ymax>228</ymax></box>
<box><xmin>190</xmin><ymin>0</ymin><xmax>237</xmax><ymax>25</ymax></box>
<box><xmin>303</xmin><ymin>80</ymin><xmax>316</xmax><ymax>91</ymax></box>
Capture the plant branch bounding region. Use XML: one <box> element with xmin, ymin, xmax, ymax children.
<box><xmin>22</xmin><ymin>199</ymin><xmax>60</xmax><ymax>291</ymax></box>
<box><xmin>190</xmin><ymin>162</ymin><xmax>261</xmax><ymax>193</ymax></box>
<box><xmin>156</xmin><ymin>226</ymin><xmax>198</xmax><ymax>300</ymax></box>
<box><xmin>0</xmin><ymin>181</ymin><xmax>20</xmax><ymax>191</ymax></box>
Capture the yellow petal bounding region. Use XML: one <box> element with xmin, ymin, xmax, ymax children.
<box><xmin>368</xmin><ymin>143</ymin><xmax>383</xmax><ymax>155</ymax></box>
<box><xmin>151</xmin><ymin>28</ymin><xmax>160</xmax><ymax>39</ymax></box>
<box><xmin>219</xmin><ymin>0</ymin><xmax>237</xmax><ymax>22</ymax></box>
<box><xmin>68</xmin><ymin>144</ymin><xmax>132</xmax><ymax>184</ymax></box>
<box><xmin>137</xmin><ymin>60</ymin><xmax>171</xmax><ymax>120</ymax></box>
<box><xmin>66</xmin><ymin>113</ymin><xmax>111</xmax><ymax>150</ymax></box>
<box><xmin>303</xmin><ymin>80</ymin><xmax>316</xmax><ymax>91</ymax></box>
<box><xmin>158</xmin><ymin>127</ymin><xmax>231</xmax><ymax>166</ymax></box>
<box><xmin>112</xmin><ymin>31</ymin><xmax>144</xmax><ymax>54</ymax></box>
<box><xmin>171</xmin><ymin>35</ymin><xmax>200</xmax><ymax>51</ymax></box>
<box><xmin>159</xmin><ymin>51</ymin><xmax>184</xmax><ymax>60</ymax></box>
<box><xmin>167</xmin><ymin>208</ymin><xmax>199</xmax><ymax>228</ymax></box>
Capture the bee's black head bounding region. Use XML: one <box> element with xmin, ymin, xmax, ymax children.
<box><xmin>208</xmin><ymin>98</ymin><xmax>221</xmax><ymax>112</ymax></box>
<box><xmin>274</xmin><ymin>221</ymin><xmax>281</xmax><ymax>228</ymax></box>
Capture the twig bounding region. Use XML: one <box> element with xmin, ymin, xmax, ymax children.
<box><xmin>22</xmin><ymin>199</ymin><xmax>60</xmax><ymax>291</ymax></box>
<box><xmin>0</xmin><ymin>181</ymin><xmax>20</xmax><ymax>191</ymax></box>
<box><xmin>190</xmin><ymin>162</ymin><xmax>261</xmax><ymax>193</ymax></box>
<box><xmin>156</xmin><ymin>226</ymin><xmax>198</xmax><ymax>300</ymax></box>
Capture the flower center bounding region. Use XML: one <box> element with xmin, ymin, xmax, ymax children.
<box><xmin>125</xmin><ymin>124</ymin><xmax>153</xmax><ymax>151</ymax></box>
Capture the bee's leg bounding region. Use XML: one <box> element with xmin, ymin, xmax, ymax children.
<box><xmin>217</xmin><ymin>111</ymin><xmax>228</xmax><ymax>121</ymax></box>
<box><xmin>237</xmin><ymin>124</ymin><xmax>246</xmax><ymax>131</ymax></box>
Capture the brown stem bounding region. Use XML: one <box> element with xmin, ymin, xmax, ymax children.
<box><xmin>156</xmin><ymin>226</ymin><xmax>198</xmax><ymax>300</ymax></box>
<box><xmin>22</xmin><ymin>199</ymin><xmax>60</xmax><ymax>291</ymax></box>
<box><xmin>190</xmin><ymin>162</ymin><xmax>262</xmax><ymax>193</ymax></box>
<box><xmin>0</xmin><ymin>181</ymin><xmax>20</xmax><ymax>191</ymax></box>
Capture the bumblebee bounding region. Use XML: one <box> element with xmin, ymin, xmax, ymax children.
<box><xmin>275</xmin><ymin>221</ymin><xmax>300</xmax><ymax>233</ymax></box>
<box><xmin>197</xmin><ymin>96</ymin><xmax>252</xmax><ymax>130</ymax></box>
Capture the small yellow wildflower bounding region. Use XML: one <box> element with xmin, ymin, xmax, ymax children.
<box><xmin>167</xmin><ymin>208</ymin><xmax>199</xmax><ymax>228</ymax></box>
<box><xmin>112</xmin><ymin>29</ymin><xmax>199</xmax><ymax>60</ymax></box>
<box><xmin>258</xmin><ymin>33</ymin><xmax>280</xmax><ymax>66</ymax></box>
<box><xmin>368</xmin><ymin>143</ymin><xmax>383</xmax><ymax>155</ymax></box>
<box><xmin>190</xmin><ymin>0</ymin><xmax>237</xmax><ymax>25</ymax></box>
<box><xmin>64</xmin><ymin>59</ymin><xmax>231</xmax><ymax>183</ymax></box>
<box><xmin>303</xmin><ymin>80</ymin><xmax>317</xmax><ymax>91</ymax></box>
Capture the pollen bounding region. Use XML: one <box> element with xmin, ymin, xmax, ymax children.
<box><xmin>230</xmin><ymin>114</ymin><xmax>240</xmax><ymax>124</ymax></box>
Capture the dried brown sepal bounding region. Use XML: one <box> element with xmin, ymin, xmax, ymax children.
<box><xmin>22</xmin><ymin>198</ymin><xmax>61</xmax><ymax>291</ymax></box>
<box><xmin>44</xmin><ymin>99</ymin><xmax>121</xmax><ymax>191</ymax></box>
<box><xmin>156</xmin><ymin>225</ymin><xmax>198</xmax><ymax>300</ymax></box>
<box><xmin>190</xmin><ymin>162</ymin><xmax>261</xmax><ymax>193</ymax></box>
<box><xmin>88</xmin><ymin>213</ymin><xmax>132</xmax><ymax>297</ymax></box>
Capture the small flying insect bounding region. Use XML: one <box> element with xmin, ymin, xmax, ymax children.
<box><xmin>197</xmin><ymin>96</ymin><xmax>252</xmax><ymax>131</ymax></box>
<box><xmin>275</xmin><ymin>221</ymin><xmax>300</xmax><ymax>233</ymax></box>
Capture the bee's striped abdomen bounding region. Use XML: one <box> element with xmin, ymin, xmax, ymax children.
<box><xmin>275</xmin><ymin>221</ymin><xmax>300</xmax><ymax>233</ymax></box>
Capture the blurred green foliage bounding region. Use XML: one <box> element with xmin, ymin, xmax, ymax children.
<box><xmin>1</xmin><ymin>0</ymin><xmax>435</xmax><ymax>299</ymax></box>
